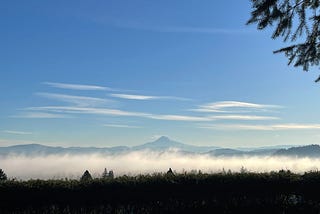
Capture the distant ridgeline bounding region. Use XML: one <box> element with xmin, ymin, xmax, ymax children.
<box><xmin>0</xmin><ymin>136</ymin><xmax>317</xmax><ymax>157</ymax></box>
<box><xmin>274</xmin><ymin>145</ymin><xmax>320</xmax><ymax>157</ymax></box>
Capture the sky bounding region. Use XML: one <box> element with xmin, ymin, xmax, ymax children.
<box><xmin>1</xmin><ymin>0</ymin><xmax>320</xmax><ymax>148</ymax></box>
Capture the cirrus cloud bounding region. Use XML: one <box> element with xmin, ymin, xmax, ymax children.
<box><xmin>199</xmin><ymin>123</ymin><xmax>320</xmax><ymax>131</ymax></box>
<box><xmin>2</xmin><ymin>130</ymin><xmax>33</xmax><ymax>135</ymax></box>
<box><xmin>103</xmin><ymin>124</ymin><xmax>141</xmax><ymax>129</ymax></box>
<box><xmin>192</xmin><ymin>101</ymin><xmax>282</xmax><ymax>113</ymax></box>
<box><xmin>43</xmin><ymin>82</ymin><xmax>111</xmax><ymax>91</ymax></box>
<box><xmin>36</xmin><ymin>92</ymin><xmax>112</xmax><ymax>107</ymax></box>
<box><xmin>110</xmin><ymin>93</ymin><xmax>191</xmax><ymax>101</ymax></box>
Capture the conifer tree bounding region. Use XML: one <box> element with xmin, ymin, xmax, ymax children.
<box><xmin>80</xmin><ymin>170</ymin><xmax>92</xmax><ymax>182</ymax></box>
<box><xmin>0</xmin><ymin>169</ymin><xmax>7</xmax><ymax>181</ymax></box>
<box><xmin>108</xmin><ymin>170</ymin><xmax>114</xmax><ymax>179</ymax></box>
<box><xmin>102</xmin><ymin>168</ymin><xmax>108</xmax><ymax>179</ymax></box>
<box><xmin>247</xmin><ymin>0</ymin><xmax>320</xmax><ymax>77</ymax></box>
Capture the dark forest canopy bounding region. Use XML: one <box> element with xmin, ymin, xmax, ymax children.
<box><xmin>2</xmin><ymin>171</ymin><xmax>320</xmax><ymax>213</ymax></box>
<box><xmin>247</xmin><ymin>0</ymin><xmax>320</xmax><ymax>79</ymax></box>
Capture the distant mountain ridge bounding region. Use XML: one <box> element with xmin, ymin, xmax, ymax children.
<box><xmin>0</xmin><ymin>136</ymin><xmax>315</xmax><ymax>157</ymax></box>
<box><xmin>0</xmin><ymin>143</ymin><xmax>129</xmax><ymax>156</ymax></box>
<box><xmin>274</xmin><ymin>145</ymin><xmax>320</xmax><ymax>157</ymax></box>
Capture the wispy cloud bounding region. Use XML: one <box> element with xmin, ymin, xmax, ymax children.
<box><xmin>110</xmin><ymin>94</ymin><xmax>156</xmax><ymax>100</ymax></box>
<box><xmin>26</xmin><ymin>106</ymin><xmax>151</xmax><ymax>117</ymax></box>
<box><xmin>209</xmin><ymin>115</ymin><xmax>279</xmax><ymax>121</ymax></box>
<box><xmin>113</xmin><ymin>21</ymin><xmax>253</xmax><ymax>35</ymax></box>
<box><xmin>12</xmin><ymin>112</ymin><xmax>71</xmax><ymax>119</ymax></box>
<box><xmin>2</xmin><ymin>130</ymin><xmax>33</xmax><ymax>135</ymax></box>
<box><xmin>43</xmin><ymin>82</ymin><xmax>111</xmax><ymax>91</ymax></box>
<box><xmin>199</xmin><ymin>123</ymin><xmax>320</xmax><ymax>131</ymax></box>
<box><xmin>24</xmin><ymin>105</ymin><xmax>281</xmax><ymax>122</ymax></box>
<box><xmin>103</xmin><ymin>124</ymin><xmax>141</xmax><ymax>128</ymax></box>
<box><xmin>26</xmin><ymin>106</ymin><xmax>212</xmax><ymax>122</ymax></box>
<box><xmin>148</xmin><ymin>114</ymin><xmax>212</xmax><ymax>122</ymax></box>
<box><xmin>36</xmin><ymin>92</ymin><xmax>112</xmax><ymax>107</ymax></box>
<box><xmin>146</xmin><ymin>26</ymin><xmax>251</xmax><ymax>35</ymax></box>
<box><xmin>192</xmin><ymin>101</ymin><xmax>282</xmax><ymax>113</ymax></box>
<box><xmin>110</xmin><ymin>93</ymin><xmax>191</xmax><ymax>101</ymax></box>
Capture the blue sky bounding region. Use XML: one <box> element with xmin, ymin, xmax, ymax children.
<box><xmin>1</xmin><ymin>0</ymin><xmax>320</xmax><ymax>148</ymax></box>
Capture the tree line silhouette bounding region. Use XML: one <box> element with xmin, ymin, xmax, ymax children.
<box><xmin>2</xmin><ymin>168</ymin><xmax>320</xmax><ymax>213</ymax></box>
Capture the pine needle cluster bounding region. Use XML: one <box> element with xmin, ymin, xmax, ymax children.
<box><xmin>248</xmin><ymin>0</ymin><xmax>320</xmax><ymax>71</ymax></box>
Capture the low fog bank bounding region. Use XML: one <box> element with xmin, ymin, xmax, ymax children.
<box><xmin>1</xmin><ymin>150</ymin><xmax>320</xmax><ymax>180</ymax></box>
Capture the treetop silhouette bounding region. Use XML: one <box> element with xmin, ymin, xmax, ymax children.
<box><xmin>247</xmin><ymin>0</ymin><xmax>320</xmax><ymax>75</ymax></box>
<box><xmin>0</xmin><ymin>169</ymin><xmax>7</xmax><ymax>181</ymax></box>
<box><xmin>80</xmin><ymin>170</ymin><xmax>92</xmax><ymax>182</ymax></box>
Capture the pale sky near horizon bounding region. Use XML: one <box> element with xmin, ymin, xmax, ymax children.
<box><xmin>1</xmin><ymin>0</ymin><xmax>320</xmax><ymax>148</ymax></box>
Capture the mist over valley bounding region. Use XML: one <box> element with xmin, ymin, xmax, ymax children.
<box><xmin>1</xmin><ymin>136</ymin><xmax>320</xmax><ymax>180</ymax></box>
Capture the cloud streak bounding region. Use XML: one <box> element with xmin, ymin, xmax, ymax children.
<box><xmin>199</xmin><ymin>123</ymin><xmax>320</xmax><ymax>131</ymax></box>
<box><xmin>2</xmin><ymin>130</ymin><xmax>33</xmax><ymax>135</ymax></box>
<box><xmin>103</xmin><ymin>124</ymin><xmax>141</xmax><ymax>128</ymax></box>
<box><xmin>24</xmin><ymin>105</ymin><xmax>283</xmax><ymax>123</ymax></box>
<box><xmin>113</xmin><ymin>21</ymin><xmax>253</xmax><ymax>35</ymax></box>
<box><xmin>12</xmin><ymin>112</ymin><xmax>71</xmax><ymax>119</ymax></box>
<box><xmin>151</xmin><ymin>26</ymin><xmax>251</xmax><ymax>34</ymax></box>
<box><xmin>43</xmin><ymin>82</ymin><xmax>112</xmax><ymax>91</ymax></box>
<box><xmin>110</xmin><ymin>93</ymin><xmax>190</xmax><ymax>101</ymax></box>
<box><xmin>193</xmin><ymin>101</ymin><xmax>282</xmax><ymax>113</ymax></box>
<box><xmin>27</xmin><ymin>106</ymin><xmax>150</xmax><ymax>117</ymax></box>
<box><xmin>26</xmin><ymin>106</ymin><xmax>213</xmax><ymax>122</ymax></box>
<box><xmin>148</xmin><ymin>114</ymin><xmax>212</xmax><ymax>122</ymax></box>
<box><xmin>36</xmin><ymin>92</ymin><xmax>112</xmax><ymax>107</ymax></box>
<box><xmin>209</xmin><ymin>115</ymin><xmax>279</xmax><ymax>121</ymax></box>
<box><xmin>111</xmin><ymin>93</ymin><xmax>155</xmax><ymax>100</ymax></box>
